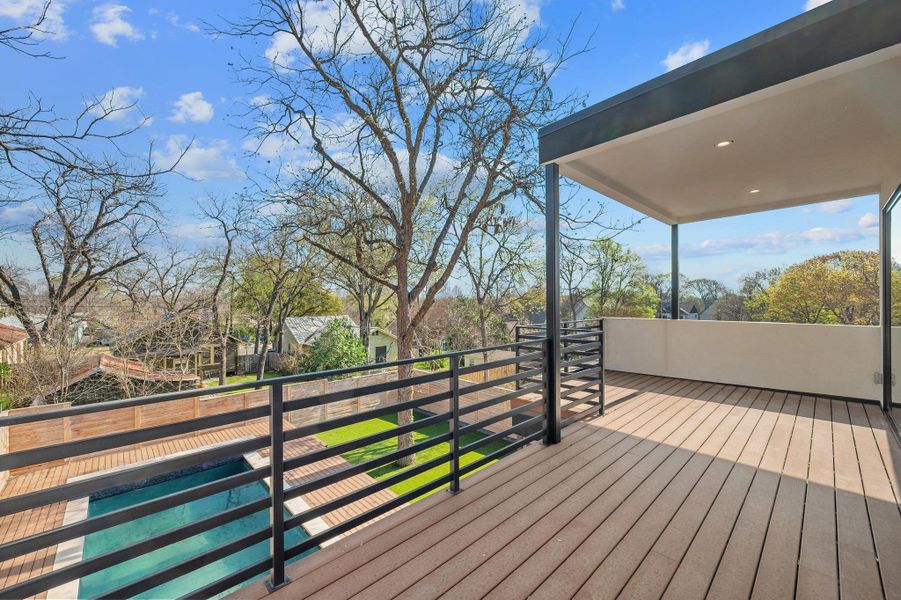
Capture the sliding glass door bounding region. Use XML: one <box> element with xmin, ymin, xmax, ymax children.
<box><xmin>883</xmin><ymin>187</ymin><xmax>901</xmax><ymax>429</ymax></box>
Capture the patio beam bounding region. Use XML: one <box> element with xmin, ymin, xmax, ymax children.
<box><xmin>545</xmin><ymin>163</ymin><xmax>562</xmax><ymax>444</ymax></box>
<box><xmin>671</xmin><ymin>224</ymin><xmax>679</xmax><ymax>320</ymax></box>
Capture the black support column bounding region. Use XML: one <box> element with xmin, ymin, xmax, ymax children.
<box><xmin>671</xmin><ymin>224</ymin><xmax>679</xmax><ymax>320</ymax></box>
<box><xmin>545</xmin><ymin>163</ymin><xmax>562</xmax><ymax>444</ymax></box>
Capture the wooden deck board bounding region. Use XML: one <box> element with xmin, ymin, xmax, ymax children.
<box><xmin>259</xmin><ymin>372</ymin><xmax>899</xmax><ymax>600</ymax></box>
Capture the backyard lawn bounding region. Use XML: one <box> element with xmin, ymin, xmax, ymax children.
<box><xmin>314</xmin><ymin>410</ymin><xmax>510</xmax><ymax>499</ymax></box>
<box><xmin>202</xmin><ymin>372</ymin><xmax>282</xmax><ymax>388</ymax></box>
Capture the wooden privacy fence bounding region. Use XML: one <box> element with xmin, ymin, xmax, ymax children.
<box><xmin>0</xmin><ymin>368</ymin><xmax>534</xmax><ymax>475</ymax></box>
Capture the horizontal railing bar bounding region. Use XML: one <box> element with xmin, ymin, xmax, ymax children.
<box><xmin>458</xmin><ymin>351</ymin><xmax>543</xmax><ymax>376</ymax></box>
<box><xmin>563</xmin><ymin>388</ymin><xmax>604</xmax><ymax>407</ymax></box>
<box><xmin>515</xmin><ymin>342</ymin><xmax>545</xmax><ymax>352</ymax></box>
<box><xmin>284</xmin><ymin>475</ymin><xmax>452</xmax><ymax>561</ymax></box>
<box><xmin>179</xmin><ymin>557</ymin><xmax>271</xmax><ymax>600</ymax></box>
<box><xmin>0</xmin><ymin>463</ymin><xmax>268</xmax><ymax>562</ymax></box>
<box><xmin>460</xmin><ymin>414</ymin><xmax>544</xmax><ymax>454</ymax></box>
<box><xmin>560</xmin><ymin>366</ymin><xmax>603</xmax><ymax>383</ymax></box>
<box><xmin>0</xmin><ymin>434</ymin><xmax>269</xmax><ymax>518</ymax></box>
<box><xmin>458</xmin><ymin>382</ymin><xmax>544</xmax><ymax>417</ymax></box>
<box><xmin>97</xmin><ymin>526</ymin><xmax>272</xmax><ymax>600</ymax></box>
<box><xmin>519</xmin><ymin>376</ymin><xmax>544</xmax><ymax>388</ymax></box>
<box><xmin>560</xmin><ymin>355</ymin><xmax>600</xmax><ymax>370</ymax></box>
<box><xmin>561</xmin><ymin>378</ymin><xmax>603</xmax><ymax>399</ymax></box>
<box><xmin>285</xmin><ymin>432</ymin><xmax>452</xmax><ymax>502</ymax></box>
<box><xmin>459</xmin><ymin>368</ymin><xmax>543</xmax><ymax>396</ymax></box>
<box><xmin>560</xmin><ymin>330</ymin><xmax>604</xmax><ymax>340</ymax></box>
<box><xmin>284</xmin><ymin>389</ymin><xmax>452</xmax><ymax>443</ymax></box>
<box><xmin>560</xmin><ymin>341</ymin><xmax>601</xmax><ymax>355</ymax></box>
<box><xmin>0</xmin><ymin>404</ymin><xmax>269</xmax><ymax>472</ymax></box>
<box><xmin>2</xmin><ymin>494</ymin><xmax>270</xmax><ymax>599</ymax></box>
<box><xmin>521</xmin><ymin>317</ymin><xmax>602</xmax><ymax>329</ymax></box>
<box><xmin>459</xmin><ymin>398</ymin><xmax>544</xmax><ymax>435</ymax></box>
<box><xmin>459</xmin><ymin>429</ymin><xmax>544</xmax><ymax>476</ymax></box>
<box><xmin>283</xmin><ymin>370</ymin><xmax>449</xmax><ymax>413</ymax></box>
<box><xmin>285</xmin><ymin>452</ymin><xmax>452</xmax><ymax>530</ymax></box>
<box><xmin>517</xmin><ymin>332</ymin><xmax>547</xmax><ymax>340</ymax></box>
<box><xmin>283</xmin><ymin>411</ymin><xmax>451</xmax><ymax>472</ymax></box>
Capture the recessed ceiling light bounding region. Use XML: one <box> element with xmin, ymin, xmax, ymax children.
<box><xmin>749</xmin><ymin>189</ymin><xmax>760</xmax><ymax>194</ymax></box>
<box><xmin>715</xmin><ymin>140</ymin><xmax>734</xmax><ymax>148</ymax></box>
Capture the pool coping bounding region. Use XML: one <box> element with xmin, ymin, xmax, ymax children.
<box><xmin>45</xmin><ymin>436</ymin><xmax>330</xmax><ymax>599</ymax></box>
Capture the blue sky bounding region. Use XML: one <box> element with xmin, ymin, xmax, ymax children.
<box><xmin>2</xmin><ymin>0</ymin><xmax>876</xmax><ymax>288</ymax></box>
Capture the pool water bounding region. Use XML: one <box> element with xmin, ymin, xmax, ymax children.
<box><xmin>79</xmin><ymin>461</ymin><xmax>316</xmax><ymax>599</ymax></box>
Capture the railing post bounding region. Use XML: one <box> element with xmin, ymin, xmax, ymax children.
<box><xmin>267</xmin><ymin>382</ymin><xmax>288</xmax><ymax>591</ymax></box>
<box><xmin>542</xmin><ymin>336</ymin><xmax>561</xmax><ymax>444</ymax></box>
<box><xmin>598</xmin><ymin>319</ymin><xmax>605</xmax><ymax>416</ymax></box>
<box><xmin>514</xmin><ymin>325</ymin><xmax>521</xmax><ymax>391</ymax></box>
<box><xmin>449</xmin><ymin>358</ymin><xmax>461</xmax><ymax>494</ymax></box>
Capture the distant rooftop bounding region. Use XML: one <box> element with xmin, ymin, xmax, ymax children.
<box><xmin>283</xmin><ymin>315</ymin><xmax>356</xmax><ymax>345</ymax></box>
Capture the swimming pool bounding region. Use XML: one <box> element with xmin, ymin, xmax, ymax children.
<box><xmin>79</xmin><ymin>460</ymin><xmax>315</xmax><ymax>599</ymax></box>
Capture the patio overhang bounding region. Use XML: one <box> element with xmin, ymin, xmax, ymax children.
<box><xmin>539</xmin><ymin>0</ymin><xmax>901</xmax><ymax>224</ymax></box>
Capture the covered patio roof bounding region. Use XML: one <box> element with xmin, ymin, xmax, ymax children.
<box><xmin>539</xmin><ymin>0</ymin><xmax>901</xmax><ymax>224</ymax></box>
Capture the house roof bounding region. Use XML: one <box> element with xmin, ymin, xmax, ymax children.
<box><xmin>540</xmin><ymin>0</ymin><xmax>901</xmax><ymax>223</ymax></box>
<box><xmin>661</xmin><ymin>301</ymin><xmax>699</xmax><ymax>315</ymax></box>
<box><xmin>56</xmin><ymin>353</ymin><xmax>200</xmax><ymax>393</ymax></box>
<box><xmin>284</xmin><ymin>315</ymin><xmax>356</xmax><ymax>346</ymax></box>
<box><xmin>0</xmin><ymin>323</ymin><xmax>28</xmax><ymax>347</ymax></box>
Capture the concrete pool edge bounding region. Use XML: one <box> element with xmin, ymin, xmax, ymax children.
<box><xmin>243</xmin><ymin>451</ymin><xmax>337</xmax><ymax>548</ymax></box>
<box><xmin>47</xmin><ymin>435</ymin><xmax>328</xmax><ymax>599</ymax></box>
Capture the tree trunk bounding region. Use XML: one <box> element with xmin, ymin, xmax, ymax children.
<box><xmin>478</xmin><ymin>303</ymin><xmax>489</xmax><ymax>363</ymax></box>
<box><xmin>359</xmin><ymin>306</ymin><xmax>372</xmax><ymax>360</ymax></box>
<box><xmin>394</xmin><ymin>284</ymin><xmax>415</xmax><ymax>467</ymax></box>
<box><xmin>255</xmin><ymin>320</ymin><xmax>270</xmax><ymax>380</ymax></box>
<box><xmin>217</xmin><ymin>313</ymin><xmax>231</xmax><ymax>386</ymax></box>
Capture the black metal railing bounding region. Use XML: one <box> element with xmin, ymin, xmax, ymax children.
<box><xmin>0</xmin><ymin>333</ymin><xmax>603</xmax><ymax>599</ymax></box>
<box><xmin>515</xmin><ymin>318</ymin><xmax>605</xmax><ymax>432</ymax></box>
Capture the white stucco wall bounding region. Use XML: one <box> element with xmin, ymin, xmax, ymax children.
<box><xmin>603</xmin><ymin>317</ymin><xmax>885</xmax><ymax>402</ymax></box>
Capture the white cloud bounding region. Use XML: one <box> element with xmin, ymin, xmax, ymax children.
<box><xmin>90</xmin><ymin>4</ymin><xmax>143</xmax><ymax>47</ymax></box>
<box><xmin>166</xmin><ymin>11</ymin><xmax>200</xmax><ymax>33</ymax></box>
<box><xmin>637</xmin><ymin>222</ymin><xmax>878</xmax><ymax>260</ymax></box>
<box><xmin>802</xmin><ymin>198</ymin><xmax>853</xmax><ymax>214</ymax></box>
<box><xmin>858</xmin><ymin>212</ymin><xmax>878</xmax><ymax>228</ymax></box>
<box><xmin>0</xmin><ymin>0</ymin><xmax>68</xmax><ymax>39</ymax></box>
<box><xmin>169</xmin><ymin>91</ymin><xmax>214</xmax><ymax>123</ymax></box>
<box><xmin>173</xmin><ymin>221</ymin><xmax>219</xmax><ymax>241</ymax></box>
<box><xmin>804</xmin><ymin>0</ymin><xmax>831</xmax><ymax>10</ymax></box>
<box><xmin>611</xmin><ymin>0</ymin><xmax>625</xmax><ymax>11</ymax></box>
<box><xmin>154</xmin><ymin>136</ymin><xmax>244</xmax><ymax>181</ymax></box>
<box><xmin>0</xmin><ymin>201</ymin><xmax>39</xmax><ymax>227</ymax></box>
<box><xmin>87</xmin><ymin>86</ymin><xmax>144</xmax><ymax>121</ymax></box>
<box><xmin>662</xmin><ymin>40</ymin><xmax>710</xmax><ymax>71</ymax></box>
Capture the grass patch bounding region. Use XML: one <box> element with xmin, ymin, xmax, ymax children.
<box><xmin>314</xmin><ymin>410</ymin><xmax>509</xmax><ymax>499</ymax></box>
<box><xmin>0</xmin><ymin>391</ymin><xmax>9</xmax><ymax>411</ymax></box>
<box><xmin>202</xmin><ymin>372</ymin><xmax>283</xmax><ymax>392</ymax></box>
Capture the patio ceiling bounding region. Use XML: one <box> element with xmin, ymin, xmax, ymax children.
<box><xmin>539</xmin><ymin>0</ymin><xmax>901</xmax><ymax>225</ymax></box>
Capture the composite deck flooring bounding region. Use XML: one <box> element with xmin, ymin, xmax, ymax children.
<box><xmin>241</xmin><ymin>371</ymin><xmax>901</xmax><ymax>600</ymax></box>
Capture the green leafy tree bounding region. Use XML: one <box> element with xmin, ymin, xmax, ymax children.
<box><xmin>298</xmin><ymin>320</ymin><xmax>367</xmax><ymax>375</ymax></box>
<box><xmin>764</xmin><ymin>251</ymin><xmax>880</xmax><ymax>325</ymax></box>
<box><xmin>584</xmin><ymin>239</ymin><xmax>658</xmax><ymax>318</ymax></box>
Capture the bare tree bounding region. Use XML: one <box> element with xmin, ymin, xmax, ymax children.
<box><xmin>234</xmin><ymin>219</ymin><xmax>332</xmax><ymax>380</ymax></box>
<box><xmin>0</xmin><ymin>165</ymin><xmax>163</xmax><ymax>345</ymax></box>
<box><xmin>228</xmin><ymin>0</ymin><xmax>592</xmax><ymax>465</ymax></box>
<box><xmin>560</xmin><ymin>242</ymin><xmax>591</xmax><ymax>321</ymax></box>
<box><xmin>460</xmin><ymin>214</ymin><xmax>536</xmax><ymax>359</ymax></box>
<box><xmin>201</xmin><ymin>196</ymin><xmax>251</xmax><ymax>385</ymax></box>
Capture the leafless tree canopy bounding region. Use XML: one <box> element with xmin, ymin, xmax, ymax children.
<box><xmin>0</xmin><ymin>166</ymin><xmax>163</xmax><ymax>344</ymax></box>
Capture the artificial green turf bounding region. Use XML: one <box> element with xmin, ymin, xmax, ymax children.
<box><xmin>314</xmin><ymin>410</ymin><xmax>510</xmax><ymax>498</ymax></box>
